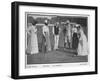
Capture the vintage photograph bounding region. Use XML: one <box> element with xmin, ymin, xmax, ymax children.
<box><xmin>11</xmin><ymin>2</ymin><xmax>97</xmax><ymax>79</ymax></box>
<box><xmin>25</xmin><ymin>13</ymin><xmax>89</xmax><ymax>65</ymax></box>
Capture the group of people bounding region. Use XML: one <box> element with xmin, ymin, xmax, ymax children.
<box><xmin>26</xmin><ymin>19</ymin><xmax>88</xmax><ymax>56</ymax></box>
<box><xmin>63</xmin><ymin>21</ymin><xmax>88</xmax><ymax>56</ymax></box>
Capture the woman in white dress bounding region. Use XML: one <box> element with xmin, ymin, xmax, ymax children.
<box><xmin>77</xmin><ymin>26</ymin><xmax>88</xmax><ymax>56</ymax></box>
<box><xmin>42</xmin><ymin>21</ymin><xmax>51</xmax><ymax>52</ymax></box>
<box><xmin>26</xmin><ymin>22</ymin><xmax>39</xmax><ymax>54</ymax></box>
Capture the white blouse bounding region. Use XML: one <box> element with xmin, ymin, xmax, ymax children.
<box><xmin>42</xmin><ymin>25</ymin><xmax>49</xmax><ymax>36</ymax></box>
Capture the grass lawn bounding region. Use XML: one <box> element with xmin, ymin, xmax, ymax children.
<box><xmin>27</xmin><ymin>48</ymin><xmax>88</xmax><ymax>64</ymax></box>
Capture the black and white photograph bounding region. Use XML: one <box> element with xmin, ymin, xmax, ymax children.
<box><xmin>25</xmin><ymin>13</ymin><xmax>89</xmax><ymax>65</ymax></box>
<box><xmin>11</xmin><ymin>1</ymin><xmax>97</xmax><ymax>79</ymax></box>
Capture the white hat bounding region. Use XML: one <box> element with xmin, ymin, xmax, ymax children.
<box><xmin>44</xmin><ymin>20</ymin><xmax>48</xmax><ymax>23</ymax></box>
<box><xmin>75</xmin><ymin>24</ymin><xmax>80</xmax><ymax>27</ymax></box>
<box><xmin>66</xmin><ymin>20</ymin><xmax>70</xmax><ymax>24</ymax></box>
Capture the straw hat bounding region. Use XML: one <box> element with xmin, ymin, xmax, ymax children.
<box><xmin>65</xmin><ymin>20</ymin><xmax>70</xmax><ymax>24</ymax></box>
<box><xmin>44</xmin><ymin>20</ymin><xmax>48</xmax><ymax>24</ymax></box>
<box><xmin>28</xmin><ymin>16</ymin><xmax>37</xmax><ymax>25</ymax></box>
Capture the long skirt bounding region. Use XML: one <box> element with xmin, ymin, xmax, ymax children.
<box><xmin>41</xmin><ymin>33</ymin><xmax>51</xmax><ymax>53</ymax></box>
<box><xmin>72</xmin><ymin>33</ymin><xmax>79</xmax><ymax>49</ymax></box>
<box><xmin>77</xmin><ymin>35</ymin><xmax>88</xmax><ymax>56</ymax></box>
<box><xmin>45</xmin><ymin>33</ymin><xmax>51</xmax><ymax>51</ymax></box>
<box><xmin>27</xmin><ymin>32</ymin><xmax>39</xmax><ymax>54</ymax></box>
<box><xmin>41</xmin><ymin>35</ymin><xmax>46</xmax><ymax>53</ymax></box>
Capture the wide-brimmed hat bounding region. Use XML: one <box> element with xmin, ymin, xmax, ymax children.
<box><xmin>27</xmin><ymin>16</ymin><xmax>37</xmax><ymax>25</ymax></box>
<box><xmin>44</xmin><ymin>19</ymin><xmax>48</xmax><ymax>23</ymax></box>
<box><xmin>55</xmin><ymin>22</ymin><xmax>59</xmax><ymax>25</ymax></box>
<box><xmin>56</xmin><ymin>22</ymin><xmax>59</xmax><ymax>24</ymax></box>
<box><xmin>75</xmin><ymin>24</ymin><xmax>80</xmax><ymax>28</ymax></box>
<box><xmin>65</xmin><ymin>20</ymin><xmax>70</xmax><ymax>24</ymax></box>
<box><xmin>44</xmin><ymin>19</ymin><xmax>49</xmax><ymax>25</ymax></box>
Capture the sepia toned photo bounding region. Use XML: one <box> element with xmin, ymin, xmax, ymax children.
<box><xmin>25</xmin><ymin>13</ymin><xmax>89</xmax><ymax>66</ymax></box>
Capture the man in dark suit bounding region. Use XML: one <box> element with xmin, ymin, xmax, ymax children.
<box><xmin>53</xmin><ymin>22</ymin><xmax>61</xmax><ymax>50</ymax></box>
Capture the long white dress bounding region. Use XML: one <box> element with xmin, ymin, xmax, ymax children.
<box><xmin>67</xmin><ymin>24</ymin><xmax>72</xmax><ymax>48</ymax></box>
<box><xmin>77</xmin><ymin>29</ymin><xmax>88</xmax><ymax>56</ymax></box>
<box><xmin>42</xmin><ymin>25</ymin><xmax>51</xmax><ymax>51</ymax></box>
<box><xmin>26</xmin><ymin>25</ymin><xmax>39</xmax><ymax>54</ymax></box>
